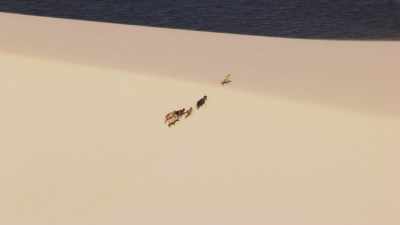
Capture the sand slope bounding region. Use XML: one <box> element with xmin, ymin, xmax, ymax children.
<box><xmin>2</xmin><ymin>13</ymin><xmax>400</xmax><ymax>116</ymax></box>
<box><xmin>1</xmin><ymin>13</ymin><xmax>400</xmax><ymax>225</ymax></box>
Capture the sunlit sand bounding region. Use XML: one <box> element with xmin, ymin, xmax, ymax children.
<box><xmin>1</xmin><ymin>13</ymin><xmax>400</xmax><ymax>225</ymax></box>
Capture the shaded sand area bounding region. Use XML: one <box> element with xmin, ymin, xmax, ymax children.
<box><xmin>1</xmin><ymin>13</ymin><xmax>400</xmax><ymax>225</ymax></box>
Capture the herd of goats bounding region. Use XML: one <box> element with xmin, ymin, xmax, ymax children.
<box><xmin>164</xmin><ymin>74</ymin><xmax>232</xmax><ymax>127</ymax></box>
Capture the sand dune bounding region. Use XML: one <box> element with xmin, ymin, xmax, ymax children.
<box><xmin>2</xmin><ymin>13</ymin><xmax>400</xmax><ymax>117</ymax></box>
<box><xmin>1</xmin><ymin>13</ymin><xmax>400</xmax><ymax>225</ymax></box>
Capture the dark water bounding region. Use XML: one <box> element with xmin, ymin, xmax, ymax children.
<box><xmin>1</xmin><ymin>0</ymin><xmax>400</xmax><ymax>39</ymax></box>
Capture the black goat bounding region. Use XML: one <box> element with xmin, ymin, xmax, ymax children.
<box><xmin>196</xmin><ymin>95</ymin><xmax>207</xmax><ymax>109</ymax></box>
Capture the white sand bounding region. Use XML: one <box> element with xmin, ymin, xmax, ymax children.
<box><xmin>1</xmin><ymin>13</ymin><xmax>400</xmax><ymax>225</ymax></box>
